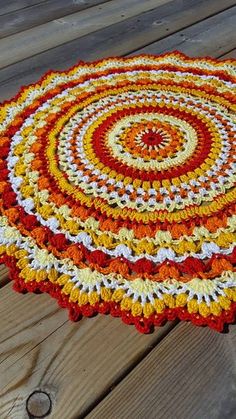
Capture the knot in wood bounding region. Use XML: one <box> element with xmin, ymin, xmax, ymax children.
<box><xmin>26</xmin><ymin>390</ymin><xmax>52</xmax><ymax>418</ymax></box>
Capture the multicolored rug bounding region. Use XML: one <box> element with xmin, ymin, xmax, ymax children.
<box><xmin>0</xmin><ymin>52</ymin><xmax>235</xmax><ymax>333</ymax></box>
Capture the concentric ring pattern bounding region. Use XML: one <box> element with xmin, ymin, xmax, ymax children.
<box><xmin>0</xmin><ymin>52</ymin><xmax>236</xmax><ymax>333</ymax></box>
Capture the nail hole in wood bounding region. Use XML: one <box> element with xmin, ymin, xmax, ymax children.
<box><xmin>26</xmin><ymin>390</ymin><xmax>52</xmax><ymax>418</ymax></box>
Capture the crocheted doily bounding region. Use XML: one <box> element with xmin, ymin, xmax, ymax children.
<box><xmin>0</xmin><ymin>52</ymin><xmax>236</xmax><ymax>333</ymax></box>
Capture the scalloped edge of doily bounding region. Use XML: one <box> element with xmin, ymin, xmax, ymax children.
<box><xmin>1</xmin><ymin>50</ymin><xmax>236</xmax><ymax>108</ymax></box>
<box><xmin>1</xmin><ymin>254</ymin><xmax>235</xmax><ymax>334</ymax></box>
<box><xmin>1</xmin><ymin>51</ymin><xmax>236</xmax><ymax>333</ymax></box>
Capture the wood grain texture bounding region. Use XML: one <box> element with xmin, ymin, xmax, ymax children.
<box><xmin>0</xmin><ymin>0</ymin><xmax>111</xmax><ymax>39</ymax></box>
<box><xmin>0</xmin><ymin>0</ymin><xmax>170</xmax><ymax>68</ymax></box>
<box><xmin>0</xmin><ymin>1</ymin><xmax>235</xmax><ymax>418</ymax></box>
<box><xmin>0</xmin><ymin>0</ymin><xmax>47</xmax><ymax>16</ymax></box>
<box><xmin>0</xmin><ymin>0</ymin><xmax>235</xmax><ymax>101</ymax></box>
<box><xmin>220</xmin><ymin>49</ymin><xmax>236</xmax><ymax>59</ymax></box>
<box><xmin>86</xmin><ymin>323</ymin><xmax>236</xmax><ymax>419</ymax></box>
<box><xmin>0</xmin><ymin>265</ymin><xmax>9</xmax><ymax>287</ymax></box>
<box><xmin>0</xmin><ymin>283</ymin><xmax>175</xmax><ymax>418</ymax></box>
<box><xmin>134</xmin><ymin>6</ymin><xmax>236</xmax><ymax>57</ymax></box>
<box><xmin>0</xmin><ymin>283</ymin><xmax>65</xmax><ymax>369</ymax></box>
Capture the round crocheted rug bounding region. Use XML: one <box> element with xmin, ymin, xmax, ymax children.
<box><xmin>0</xmin><ymin>52</ymin><xmax>235</xmax><ymax>333</ymax></box>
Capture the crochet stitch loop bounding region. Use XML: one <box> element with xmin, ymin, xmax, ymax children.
<box><xmin>0</xmin><ymin>51</ymin><xmax>235</xmax><ymax>333</ymax></box>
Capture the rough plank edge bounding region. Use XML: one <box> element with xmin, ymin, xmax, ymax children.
<box><xmin>0</xmin><ymin>0</ymin><xmax>48</xmax><ymax>16</ymax></box>
<box><xmin>0</xmin><ymin>0</ymin><xmax>112</xmax><ymax>39</ymax></box>
<box><xmin>84</xmin><ymin>322</ymin><xmax>236</xmax><ymax>419</ymax></box>
<box><xmin>0</xmin><ymin>0</ymin><xmax>236</xmax><ymax>101</ymax></box>
<box><xmin>220</xmin><ymin>48</ymin><xmax>236</xmax><ymax>59</ymax></box>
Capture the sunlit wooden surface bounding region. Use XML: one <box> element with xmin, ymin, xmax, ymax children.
<box><xmin>0</xmin><ymin>0</ymin><xmax>236</xmax><ymax>417</ymax></box>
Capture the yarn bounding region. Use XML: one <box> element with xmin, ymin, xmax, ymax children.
<box><xmin>0</xmin><ymin>52</ymin><xmax>235</xmax><ymax>333</ymax></box>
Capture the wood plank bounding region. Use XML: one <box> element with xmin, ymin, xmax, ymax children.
<box><xmin>135</xmin><ymin>6</ymin><xmax>236</xmax><ymax>57</ymax></box>
<box><xmin>0</xmin><ymin>0</ymin><xmax>47</xmax><ymax>16</ymax></box>
<box><xmin>86</xmin><ymin>323</ymin><xmax>236</xmax><ymax>419</ymax></box>
<box><xmin>0</xmin><ymin>282</ymin><xmax>175</xmax><ymax>418</ymax></box>
<box><xmin>0</xmin><ymin>283</ymin><xmax>66</xmax><ymax>367</ymax></box>
<box><xmin>0</xmin><ymin>265</ymin><xmax>9</xmax><ymax>287</ymax></box>
<box><xmin>220</xmin><ymin>49</ymin><xmax>236</xmax><ymax>59</ymax></box>
<box><xmin>0</xmin><ymin>0</ymin><xmax>235</xmax><ymax>101</ymax></box>
<box><xmin>0</xmin><ymin>3</ymin><xmax>235</xmax><ymax>418</ymax></box>
<box><xmin>0</xmin><ymin>0</ymin><xmax>112</xmax><ymax>39</ymax></box>
<box><xmin>0</xmin><ymin>0</ymin><xmax>170</xmax><ymax>69</ymax></box>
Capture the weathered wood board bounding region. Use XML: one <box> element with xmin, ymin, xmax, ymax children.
<box><xmin>0</xmin><ymin>0</ymin><xmax>235</xmax><ymax>417</ymax></box>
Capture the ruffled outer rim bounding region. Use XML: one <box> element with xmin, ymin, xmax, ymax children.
<box><xmin>1</xmin><ymin>50</ymin><xmax>236</xmax><ymax>107</ymax></box>
<box><xmin>1</xmin><ymin>254</ymin><xmax>235</xmax><ymax>334</ymax></box>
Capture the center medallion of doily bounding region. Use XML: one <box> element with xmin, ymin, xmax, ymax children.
<box><xmin>139</xmin><ymin>128</ymin><xmax>167</xmax><ymax>148</ymax></box>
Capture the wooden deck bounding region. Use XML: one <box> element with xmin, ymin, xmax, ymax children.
<box><xmin>0</xmin><ymin>0</ymin><xmax>236</xmax><ymax>417</ymax></box>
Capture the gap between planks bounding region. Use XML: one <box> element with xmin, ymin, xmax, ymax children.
<box><xmin>0</xmin><ymin>2</ymin><xmax>236</xmax><ymax>418</ymax></box>
<box><xmin>219</xmin><ymin>48</ymin><xmax>236</xmax><ymax>59</ymax></box>
<box><xmin>0</xmin><ymin>0</ymin><xmax>112</xmax><ymax>39</ymax></box>
<box><xmin>0</xmin><ymin>0</ymin><xmax>171</xmax><ymax>68</ymax></box>
<box><xmin>134</xmin><ymin>7</ymin><xmax>236</xmax><ymax>57</ymax></box>
<box><xmin>85</xmin><ymin>323</ymin><xmax>236</xmax><ymax>419</ymax></box>
<box><xmin>0</xmin><ymin>0</ymin><xmax>47</xmax><ymax>16</ymax></box>
<box><xmin>1</xmin><ymin>3</ymin><xmax>234</xmax><ymax>281</ymax></box>
<box><xmin>0</xmin><ymin>282</ymin><xmax>177</xmax><ymax>418</ymax></box>
<box><xmin>0</xmin><ymin>0</ymin><xmax>235</xmax><ymax>101</ymax></box>
<box><xmin>0</xmin><ymin>5</ymin><xmax>235</xmax><ymax>283</ymax></box>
